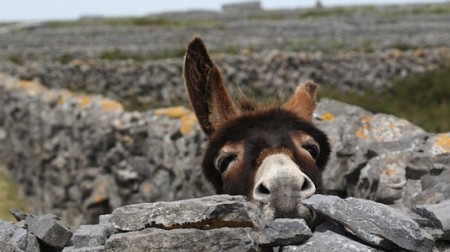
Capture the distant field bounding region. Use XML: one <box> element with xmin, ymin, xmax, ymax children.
<box><xmin>319</xmin><ymin>62</ymin><xmax>450</xmax><ymax>133</ymax></box>
<box><xmin>0</xmin><ymin>165</ymin><xmax>27</xmax><ymax>221</ymax></box>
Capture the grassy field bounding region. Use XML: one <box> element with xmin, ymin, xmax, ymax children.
<box><xmin>0</xmin><ymin>166</ymin><xmax>27</xmax><ymax>221</ymax></box>
<box><xmin>319</xmin><ymin>62</ymin><xmax>450</xmax><ymax>133</ymax></box>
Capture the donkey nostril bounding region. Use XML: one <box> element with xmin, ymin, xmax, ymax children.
<box><xmin>257</xmin><ymin>183</ymin><xmax>270</xmax><ymax>195</ymax></box>
<box><xmin>301</xmin><ymin>180</ymin><xmax>312</xmax><ymax>191</ymax></box>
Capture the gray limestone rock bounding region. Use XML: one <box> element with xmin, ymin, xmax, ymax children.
<box><xmin>0</xmin><ymin>220</ymin><xmax>15</xmax><ymax>238</ymax></box>
<box><xmin>282</xmin><ymin>230</ymin><xmax>382</xmax><ymax>252</ymax></box>
<box><xmin>411</xmin><ymin>169</ymin><xmax>450</xmax><ymax>206</ymax></box>
<box><xmin>98</xmin><ymin>214</ymin><xmax>112</xmax><ymax>225</ymax></box>
<box><xmin>9</xmin><ymin>208</ymin><xmax>28</xmax><ymax>222</ymax></box>
<box><xmin>26</xmin><ymin>214</ymin><xmax>73</xmax><ymax>249</ymax></box>
<box><xmin>258</xmin><ymin>218</ymin><xmax>312</xmax><ymax>246</ymax></box>
<box><xmin>353</xmin><ymin>151</ymin><xmax>410</xmax><ymax>204</ymax></box>
<box><xmin>0</xmin><ymin>220</ymin><xmax>40</xmax><ymax>252</ymax></box>
<box><xmin>303</xmin><ymin>194</ymin><xmax>435</xmax><ymax>252</ymax></box>
<box><xmin>10</xmin><ymin>227</ymin><xmax>40</xmax><ymax>252</ymax></box>
<box><xmin>73</xmin><ymin>224</ymin><xmax>108</xmax><ymax>248</ymax></box>
<box><xmin>63</xmin><ymin>245</ymin><xmax>106</xmax><ymax>252</ymax></box>
<box><xmin>105</xmin><ymin>227</ymin><xmax>257</xmax><ymax>251</ymax></box>
<box><xmin>412</xmin><ymin>200</ymin><xmax>450</xmax><ymax>240</ymax></box>
<box><xmin>111</xmin><ymin>195</ymin><xmax>261</xmax><ymax>231</ymax></box>
<box><xmin>406</xmin><ymin>153</ymin><xmax>450</xmax><ymax>179</ymax></box>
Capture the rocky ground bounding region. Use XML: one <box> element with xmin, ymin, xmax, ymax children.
<box><xmin>0</xmin><ymin>3</ymin><xmax>448</xmax><ymax>109</ymax></box>
<box><xmin>1</xmin><ymin>4</ymin><xmax>449</xmax><ymax>61</ymax></box>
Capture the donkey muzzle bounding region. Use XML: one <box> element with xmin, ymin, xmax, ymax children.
<box><xmin>252</xmin><ymin>154</ymin><xmax>316</xmax><ymax>218</ymax></box>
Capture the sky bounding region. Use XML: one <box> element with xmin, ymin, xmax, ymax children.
<box><xmin>0</xmin><ymin>0</ymin><xmax>448</xmax><ymax>22</ymax></box>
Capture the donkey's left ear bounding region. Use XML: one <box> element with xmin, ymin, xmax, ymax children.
<box><xmin>282</xmin><ymin>80</ymin><xmax>319</xmax><ymax>122</ymax></box>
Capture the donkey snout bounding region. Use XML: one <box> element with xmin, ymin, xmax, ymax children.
<box><xmin>253</xmin><ymin>154</ymin><xmax>316</xmax><ymax>215</ymax></box>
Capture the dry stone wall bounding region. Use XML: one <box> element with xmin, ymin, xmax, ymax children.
<box><xmin>1</xmin><ymin>47</ymin><xmax>448</xmax><ymax>108</ymax></box>
<box><xmin>0</xmin><ymin>73</ymin><xmax>449</xmax><ymax>251</ymax></box>
<box><xmin>1</xmin><ymin>195</ymin><xmax>449</xmax><ymax>251</ymax></box>
<box><xmin>1</xmin><ymin>5</ymin><xmax>449</xmax><ymax>61</ymax></box>
<box><xmin>0</xmin><ymin>74</ymin><xmax>213</xmax><ymax>227</ymax></box>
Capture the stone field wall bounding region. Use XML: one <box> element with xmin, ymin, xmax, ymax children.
<box><xmin>0</xmin><ymin>74</ymin><xmax>214</xmax><ymax>227</ymax></box>
<box><xmin>1</xmin><ymin>195</ymin><xmax>449</xmax><ymax>251</ymax></box>
<box><xmin>0</xmin><ymin>66</ymin><xmax>450</xmax><ymax>250</ymax></box>
<box><xmin>1</xmin><ymin>47</ymin><xmax>448</xmax><ymax>108</ymax></box>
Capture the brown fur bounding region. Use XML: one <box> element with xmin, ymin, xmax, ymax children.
<box><xmin>183</xmin><ymin>36</ymin><xmax>331</xmax><ymax>200</ymax></box>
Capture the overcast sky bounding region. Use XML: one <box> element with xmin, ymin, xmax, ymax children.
<box><xmin>1</xmin><ymin>0</ymin><xmax>447</xmax><ymax>22</ymax></box>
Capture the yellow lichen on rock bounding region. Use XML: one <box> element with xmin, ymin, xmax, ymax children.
<box><xmin>78</xmin><ymin>95</ymin><xmax>93</xmax><ymax>109</ymax></box>
<box><xmin>356</xmin><ymin>116</ymin><xmax>372</xmax><ymax>139</ymax></box>
<box><xmin>18</xmin><ymin>80</ymin><xmax>46</xmax><ymax>96</ymax></box>
<box><xmin>180</xmin><ymin>113</ymin><xmax>198</xmax><ymax>135</ymax></box>
<box><xmin>438</xmin><ymin>46</ymin><xmax>449</xmax><ymax>57</ymax></box>
<box><xmin>391</xmin><ymin>49</ymin><xmax>402</xmax><ymax>59</ymax></box>
<box><xmin>154</xmin><ymin>106</ymin><xmax>191</xmax><ymax>118</ymax></box>
<box><xmin>100</xmin><ymin>99</ymin><xmax>124</xmax><ymax>112</ymax></box>
<box><xmin>435</xmin><ymin>134</ymin><xmax>450</xmax><ymax>153</ymax></box>
<box><xmin>384</xmin><ymin>168</ymin><xmax>397</xmax><ymax>176</ymax></box>
<box><xmin>57</xmin><ymin>90</ymin><xmax>74</xmax><ymax>105</ymax></box>
<box><xmin>155</xmin><ymin>106</ymin><xmax>198</xmax><ymax>135</ymax></box>
<box><xmin>321</xmin><ymin>112</ymin><xmax>335</xmax><ymax>121</ymax></box>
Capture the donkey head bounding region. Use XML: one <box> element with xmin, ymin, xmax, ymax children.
<box><xmin>183</xmin><ymin>37</ymin><xmax>330</xmax><ymax>220</ymax></box>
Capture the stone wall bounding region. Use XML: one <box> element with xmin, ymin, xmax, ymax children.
<box><xmin>0</xmin><ymin>74</ymin><xmax>213</xmax><ymax>227</ymax></box>
<box><xmin>1</xmin><ymin>5</ymin><xmax>449</xmax><ymax>62</ymax></box>
<box><xmin>1</xmin><ymin>47</ymin><xmax>448</xmax><ymax>108</ymax></box>
<box><xmin>1</xmin><ymin>72</ymin><xmax>449</xmax><ymax>230</ymax></box>
<box><xmin>1</xmin><ymin>195</ymin><xmax>449</xmax><ymax>251</ymax></box>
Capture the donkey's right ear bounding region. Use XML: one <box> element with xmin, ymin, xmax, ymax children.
<box><xmin>183</xmin><ymin>36</ymin><xmax>238</xmax><ymax>137</ymax></box>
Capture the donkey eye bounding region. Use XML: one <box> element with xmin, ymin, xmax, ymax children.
<box><xmin>216</xmin><ymin>154</ymin><xmax>237</xmax><ymax>173</ymax></box>
<box><xmin>303</xmin><ymin>144</ymin><xmax>319</xmax><ymax>159</ymax></box>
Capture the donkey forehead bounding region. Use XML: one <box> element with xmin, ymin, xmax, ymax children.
<box><xmin>219</xmin><ymin>131</ymin><xmax>315</xmax><ymax>153</ymax></box>
<box><xmin>212</xmin><ymin>109</ymin><xmax>320</xmax><ymax>145</ymax></box>
<box><xmin>210</xmin><ymin>110</ymin><xmax>321</xmax><ymax>156</ymax></box>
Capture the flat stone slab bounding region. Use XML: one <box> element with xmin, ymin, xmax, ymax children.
<box><xmin>283</xmin><ymin>230</ymin><xmax>382</xmax><ymax>252</ymax></box>
<box><xmin>111</xmin><ymin>194</ymin><xmax>261</xmax><ymax>231</ymax></box>
<box><xmin>105</xmin><ymin>227</ymin><xmax>257</xmax><ymax>251</ymax></box>
<box><xmin>258</xmin><ymin>218</ymin><xmax>312</xmax><ymax>246</ymax></box>
<box><xmin>62</xmin><ymin>245</ymin><xmax>106</xmax><ymax>252</ymax></box>
<box><xmin>303</xmin><ymin>194</ymin><xmax>434</xmax><ymax>252</ymax></box>
<box><xmin>412</xmin><ymin>200</ymin><xmax>450</xmax><ymax>240</ymax></box>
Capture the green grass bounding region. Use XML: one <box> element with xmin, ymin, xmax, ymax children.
<box><xmin>248</xmin><ymin>10</ymin><xmax>285</xmax><ymax>20</ymax></box>
<box><xmin>299</xmin><ymin>4</ymin><xmax>450</xmax><ymax>20</ymax></box>
<box><xmin>59</xmin><ymin>53</ymin><xmax>75</xmax><ymax>64</ymax></box>
<box><xmin>46</xmin><ymin>17</ymin><xmax>178</xmax><ymax>28</ymax></box>
<box><xmin>319</xmin><ymin>62</ymin><xmax>450</xmax><ymax>133</ymax></box>
<box><xmin>300</xmin><ymin>7</ymin><xmax>355</xmax><ymax>18</ymax></box>
<box><xmin>8</xmin><ymin>54</ymin><xmax>23</xmax><ymax>65</ymax></box>
<box><xmin>100</xmin><ymin>43</ymin><xmax>257</xmax><ymax>62</ymax></box>
<box><xmin>0</xmin><ymin>166</ymin><xmax>27</xmax><ymax>221</ymax></box>
<box><xmin>45</xmin><ymin>16</ymin><xmax>227</xmax><ymax>30</ymax></box>
<box><xmin>99</xmin><ymin>47</ymin><xmax>186</xmax><ymax>61</ymax></box>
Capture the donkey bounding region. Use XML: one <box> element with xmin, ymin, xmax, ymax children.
<box><xmin>183</xmin><ymin>37</ymin><xmax>331</xmax><ymax>220</ymax></box>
